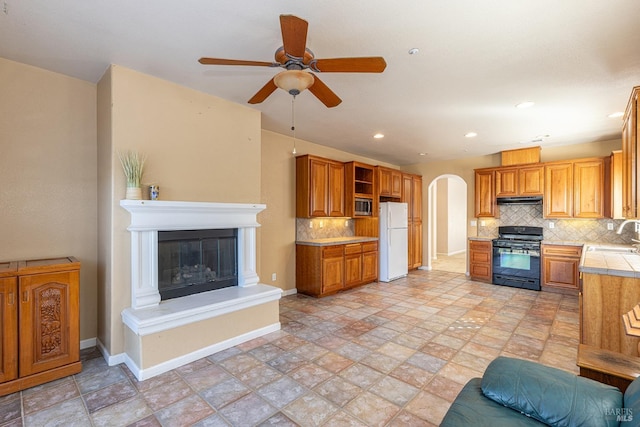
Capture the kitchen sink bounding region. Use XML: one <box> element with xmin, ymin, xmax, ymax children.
<box><xmin>586</xmin><ymin>245</ymin><xmax>638</xmax><ymax>253</ymax></box>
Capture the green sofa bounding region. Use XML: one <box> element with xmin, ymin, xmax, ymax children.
<box><xmin>440</xmin><ymin>356</ymin><xmax>639</xmax><ymax>427</ymax></box>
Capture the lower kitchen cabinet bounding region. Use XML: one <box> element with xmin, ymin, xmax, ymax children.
<box><xmin>469</xmin><ymin>239</ymin><xmax>492</xmax><ymax>283</ymax></box>
<box><xmin>1</xmin><ymin>257</ymin><xmax>82</xmax><ymax>397</ymax></box>
<box><xmin>541</xmin><ymin>244</ymin><xmax>582</xmax><ymax>293</ymax></box>
<box><xmin>296</xmin><ymin>241</ymin><xmax>378</xmax><ymax>297</ymax></box>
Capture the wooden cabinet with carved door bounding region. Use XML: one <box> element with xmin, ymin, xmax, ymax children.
<box><xmin>0</xmin><ymin>262</ymin><xmax>18</xmax><ymax>385</ymax></box>
<box><xmin>474</xmin><ymin>169</ymin><xmax>497</xmax><ymax>217</ymax></box>
<box><xmin>378</xmin><ymin>166</ymin><xmax>402</xmax><ymax>199</ymax></box>
<box><xmin>1</xmin><ymin>257</ymin><xmax>81</xmax><ymax>397</ymax></box>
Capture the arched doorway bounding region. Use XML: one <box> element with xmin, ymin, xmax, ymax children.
<box><xmin>426</xmin><ymin>175</ymin><xmax>468</xmax><ymax>273</ymax></box>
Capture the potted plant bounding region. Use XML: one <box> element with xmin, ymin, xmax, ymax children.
<box><xmin>118</xmin><ymin>150</ymin><xmax>146</xmax><ymax>200</ymax></box>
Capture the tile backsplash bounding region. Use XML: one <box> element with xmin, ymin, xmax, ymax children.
<box><xmin>296</xmin><ymin>218</ymin><xmax>355</xmax><ymax>240</ymax></box>
<box><xmin>477</xmin><ymin>204</ymin><xmax>636</xmax><ymax>244</ymax></box>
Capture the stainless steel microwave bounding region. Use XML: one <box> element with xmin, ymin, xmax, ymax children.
<box><xmin>355</xmin><ymin>198</ymin><xmax>373</xmax><ymax>216</ymax></box>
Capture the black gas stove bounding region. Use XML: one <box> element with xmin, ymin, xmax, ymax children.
<box><xmin>492</xmin><ymin>226</ymin><xmax>543</xmax><ymax>291</ymax></box>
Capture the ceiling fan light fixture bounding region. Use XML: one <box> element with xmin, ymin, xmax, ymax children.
<box><xmin>274</xmin><ymin>70</ymin><xmax>314</xmax><ymax>96</ymax></box>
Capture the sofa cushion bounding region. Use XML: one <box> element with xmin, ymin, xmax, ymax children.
<box><xmin>481</xmin><ymin>357</ymin><xmax>622</xmax><ymax>427</ymax></box>
<box><xmin>440</xmin><ymin>378</ymin><xmax>548</xmax><ymax>427</ymax></box>
<box><xmin>623</xmin><ymin>375</ymin><xmax>640</xmax><ymax>420</ymax></box>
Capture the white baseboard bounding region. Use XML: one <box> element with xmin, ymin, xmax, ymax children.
<box><xmin>96</xmin><ymin>338</ymin><xmax>127</xmax><ymax>366</ymax></box>
<box><xmin>418</xmin><ymin>266</ymin><xmax>431</xmax><ymax>271</ymax></box>
<box><xmin>80</xmin><ymin>337</ymin><xmax>97</xmax><ymax>350</ymax></box>
<box><xmin>282</xmin><ymin>288</ymin><xmax>297</xmax><ymax>297</ymax></box>
<box><xmin>125</xmin><ymin>322</ymin><xmax>281</xmax><ymax>381</ymax></box>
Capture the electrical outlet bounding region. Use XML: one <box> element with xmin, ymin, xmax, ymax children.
<box><xmin>479</xmin><ymin>220</ymin><xmax>485</xmax><ymax>227</ymax></box>
<box><xmin>470</xmin><ymin>220</ymin><xmax>477</xmax><ymax>227</ymax></box>
<box><xmin>319</xmin><ymin>220</ymin><xmax>324</xmax><ymax>228</ymax></box>
<box><xmin>271</xmin><ymin>273</ymin><xmax>277</xmax><ymax>281</ymax></box>
<box><xmin>607</xmin><ymin>223</ymin><xmax>614</xmax><ymax>231</ymax></box>
<box><xmin>549</xmin><ymin>222</ymin><xmax>555</xmax><ymax>229</ymax></box>
<box><xmin>309</xmin><ymin>221</ymin><xmax>313</xmax><ymax>228</ymax></box>
<box><xmin>344</xmin><ymin>220</ymin><xmax>349</xmax><ymax>227</ymax></box>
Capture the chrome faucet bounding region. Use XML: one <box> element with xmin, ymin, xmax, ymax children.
<box><xmin>616</xmin><ymin>219</ymin><xmax>640</xmax><ymax>235</ymax></box>
<box><xmin>617</xmin><ymin>219</ymin><xmax>640</xmax><ymax>246</ymax></box>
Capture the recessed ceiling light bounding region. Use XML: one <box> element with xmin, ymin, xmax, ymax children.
<box><xmin>419</xmin><ymin>152</ymin><xmax>427</xmax><ymax>156</ymax></box>
<box><xmin>608</xmin><ymin>111</ymin><xmax>624</xmax><ymax>118</ymax></box>
<box><xmin>373</xmin><ymin>133</ymin><xmax>384</xmax><ymax>139</ymax></box>
<box><xmin>516</xmin><ymin>101</ymin><xmax>535</xmax><ymax>109</ymax></box>
<box><xmin>408</xmin><ymin>48</ymin><xmax>419</xmax><ymax>55</ymax></box>
<box><xmin>465</xmin><ymin>132</ymin><xmax>477</xmax><ymax>138</ymax></box>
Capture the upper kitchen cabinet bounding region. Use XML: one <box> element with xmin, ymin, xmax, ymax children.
<box><xmin>544</xmin><ymin>162</ymin><xmax>573</xmax><ymax>218</ymax></box>
<box><xmin>495</xmin><ymin>165</ymin><xmax>544</xmax><ymax>198</ymax></box>
<box><xmin>345</xmin><ymin>161</ymin><xmax>377</xmax><ymax>218</ymax></box>
<box><xmin>544</xmin><ymin>158</ymin><xmax>608</xmax><ymax>219</ymax></box>
<box><xmin>474</xmin><ymin>169</ymin><xmax>497</xmax><ymax>217</ymax></box>
<box><xmin>377</xmin><ymin>166</ymin><xmax>402</xmax><ymax>199</ymax></box>
<box><xmin>622</xmin><ymin>86</ymin><xmax>640</xmax><ymax>219</ymax></box>
<box><xmin>296</xmin><ymin>155</ymin><xmax>345</xmax><ymax>218</ymax></box>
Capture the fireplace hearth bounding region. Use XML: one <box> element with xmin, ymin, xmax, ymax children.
<box><xmin>158</xmin><ymin>228</ymin><xmax>238</xmax><ymax>300</ymax></box>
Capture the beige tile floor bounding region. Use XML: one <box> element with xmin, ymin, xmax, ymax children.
<box><xmin>0</xmin><ymin>269</ymin><xmax>580</xmax><ymax>426</ymax></box>
<box><xmin>430</xmin><ymin>252</ymin><xmax>466</xmax><ymax>274</ymax></box>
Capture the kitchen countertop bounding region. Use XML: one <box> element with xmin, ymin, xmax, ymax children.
<box><xmin>580</xmin><ymin>244</ymin><xmax>640</xmax><ymax>278</ymax></box>
<box><xmin>468</xmin><ymin>236</ymin><xmax>494</xmax><ymax>241</ymax></box>
<box><xmin>296</xmin><ymin>236</ymin><xmax>379</xmax><ymax>246</ymax></box>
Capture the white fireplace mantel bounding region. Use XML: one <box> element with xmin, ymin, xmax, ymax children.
<box><xmin>120</xmin><ymin>200</ymin><xmax>267</xmax><ymax>310</ymax></box>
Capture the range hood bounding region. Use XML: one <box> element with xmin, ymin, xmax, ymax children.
<box><xmin>496</xmin><ymin>196</ymin><xmax>543</xmax><ymax>205</ymax></box>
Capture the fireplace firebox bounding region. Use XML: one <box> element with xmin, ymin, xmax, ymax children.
<box><xmin>158</xmin><ymin>229</ymin><xmax>238</xmax><ymax>300</ymax></box>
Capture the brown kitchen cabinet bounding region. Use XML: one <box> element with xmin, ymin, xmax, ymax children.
<box><xmin>495</xmin><ymin>164</ymin><xmax>544</xmax><ymax>198</ymax></box>
<box><xmin>474</xmin><ymin>169</ymin><xmax>497</xmax><ymax>217</ymax></box>
<box><xmin>581</xmin><ymin>272</ymin><xmax>640</xmax><ymax>357</ymax></box>
<box><xmin>541</xmin><ymin>244</ymin><xmax>581</xmax><ymax>293</ymax></box>
<box><xmin>1</xmin><ymin>257</ymin><xmax>81</xmax><ymax>397</ymax></box>
<box><xmin>402</xmin><ymin>173</ymin><xmax>423</xmax><ymax>269</ymax></box>
<box><xmin>377</xmin><ymin>166</ymin><xmax>402</xmax><ymax>199</ymax></box>
<box><xmin>469</xmin><ymin>239</ymin><xmax>492</xmax><ymax>283</ymax></box>
<box><xmin>0</xmin><ymin>262</ymin><xmax>18</xmax><ymax>385</ymax></box>
<box><xmin>296</xmin><ymin>154</ymin><xmax>345</xmax><ymax>218</ymax></box>
<box><xmin>622</xmin><ymin>86</ymin><xmax>640</xmax><ymax>219</ymax></box>
<box><xmin>544</xmin><ymin>158</ymin><xmax>607</xmax><ymax>219</ymax></box>
<box><xmin>296</xmin><ymin>241</ymin><xmax>378</xmax><ymax>297</ymax></box>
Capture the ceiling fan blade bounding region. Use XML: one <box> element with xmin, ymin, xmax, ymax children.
<box><xmin>199</xmin><ymin>58</ymin><xmax>277</xmax><ymax>67</ymax></box>
<box><xmin>248</xmin><ymin>78</ymin><xmax>278</xmax><ymax>104</ymax></box>
<box><xmin>311</xmin><ymin>57</ymin><xmax>387</xmax><ymax>73</ymax></box>
<box><xmin>308</xmin><ymin>74</ymin><xmax>342</xmax><ymax>108</ymax></box>
<box><xmin>280</xmin><ymin>15</ymin><xmax>308</xmax><ymax>59</ymax></box>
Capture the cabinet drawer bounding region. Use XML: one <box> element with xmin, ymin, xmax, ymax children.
<box><xmin>470</xmin><ymin>251</ymin><xmax>490</xmax><ymax>263</ymax></box>
<box><xmin>322</xmin><ymin>245</ymin><xmax>344</xmax><ymax>258</ymax></box>
<box><xmin>469</xmin><ymin>240</ymin><xmax>492</xmax><ymax>252</ymax></box>
<box><xmin>542</xmin><ymin>245</ymin><xmax>582</xmax><ymax>258</ymax></box>
<box><xmin>361</xmin><ymin>241</ymin><xmax>378</xmax><ymax>253</ymax></box>
<box><xmin>344</xmin><ymin>243</ymin><xmax>362</xmax><ymax>255</ymax></box>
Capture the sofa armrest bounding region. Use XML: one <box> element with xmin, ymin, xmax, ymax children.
<box><xmin>482</xmin><ymin>357</ymin><xmax>622</xmax><ymax>427</ymax></box>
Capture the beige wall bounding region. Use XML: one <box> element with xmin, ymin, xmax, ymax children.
<box><xmin>97</xmin><ymin>65</ymin><xmax>262</xmax><ymax>357</ymax></box>
<box><xmin>402</xmin><ymin>139</ymin><xmax>622</xmax><ymax>265</ymax></box>
<box><xmin>0</xmin><ymin>57</ymin><xmax>98</xmax><ymax>341</ymax></box>
<box><xmin>259</xmin><ymin>130</ymin><xmax>397</xmax><ymax>292</ymax></box>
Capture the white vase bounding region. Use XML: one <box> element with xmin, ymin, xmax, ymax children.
<box><xmin>125</xmin><ymin>187</ymin><xmax>142</xmax><ymax>200</ymax></box>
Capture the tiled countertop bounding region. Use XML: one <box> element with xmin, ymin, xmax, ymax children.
<box><xmin>468</xmin><ymin>236</ymin><xmax>494</xmax><ymax>241</ymax></box>
<box><xmin>580</xmin><ymin>244</ymin><xmax>640</xmax><ymax>278</ymax></box>
<box><xmin>296</xmin><ymin>236</ymin><xmax>379</xmax><ymax>246</ymax></box>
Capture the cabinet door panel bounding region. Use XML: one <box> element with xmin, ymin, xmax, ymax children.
<box><xmin>328</xmin><ymin>162</ymin><xmax>345</xmax><ymax>217</ymax></box>
<box><xmin>412</xmin><ymin>176</ymin><xmax>422</xmax><ymax>221</ymax></box>
<box><xmin>496</xmin><ymin>169</ymin><xmax>518</xmax><ymax>197</ymax></box>
<box><xmin>519</xmin><ymin>166</ymin><xmax>544</xmax><ymax>196</ymax></box>
<box><xmin>309</xmin><ymin>159</ymin><xmax>329</xmax><ymax>217</ymax></box>
<box><xmin>0</xmin><ymin>277</ymin><xmax>18</xmax><ymax>383</ymax></box>
<box><xmin>544</xmin><ymin>163</ymin><xmax>573</xmax><ymax>218</ymax></box>
<box><xmin>574</xmin><ymin>159</ymin><xmax>604</xmax><ymax>218</ymax></box>
<box><xmin>322</xmin><ymin>257</ymin><xmax>344</xmax><ymax>294</ymax></box>
<box><xmin>344</xmin><ymin>254</ymin><xmax>362</xmax><ymax>287</ymax></box>
<box><xmin>410</xmin><ymin>221</ymin><xmax>423</xmax><ymax>269</ymax></box>
<box><xmin>362</xmin><ymin>251</ymin><xmax>378</xmax><ymax>283</ymax></box>
<box><xmin>475</xmin><ymin>170</ymin><xmax>496</xmax><ymax>217</ymax></box>
<box><xmin>391</xmin><ymin>171</ymin><xmax>403</xmax><ymax>198</ymax></box>
<box><xmin>543</xmin><ymin>257</ymin><xmax>579</xmax><ymax>290</ymax></box>
<box><xmin>19</xmin><ymin>271</ymin><xmax>80</xmax><ymax>377</ymax></box>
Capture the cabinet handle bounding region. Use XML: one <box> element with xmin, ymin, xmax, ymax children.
<box><xmin>8</xmin><ymin>292</ymin><xmax>14</xmax><ymax>305</ymax></box>
<box><xmin>23</xmin><ymin>291</ymin><xmax>28</xmax><ymax>302</ymax></box>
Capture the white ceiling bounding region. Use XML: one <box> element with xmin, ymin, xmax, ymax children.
<box><xmin>2</xmin><ymin>1</ymin><xmax>640</xmax><ymax>165</ymax></box>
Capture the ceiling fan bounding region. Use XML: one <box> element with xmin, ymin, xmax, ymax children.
<box><xmin>198</xmin><ymin>15</ymin><xmax>387</xmax><ymax>108</ymax></box>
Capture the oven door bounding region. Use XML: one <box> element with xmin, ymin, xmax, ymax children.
<box><xmin>492</xmin><ymin>245</ymin><xmax>540</xmax><ymax>280</ymax></box>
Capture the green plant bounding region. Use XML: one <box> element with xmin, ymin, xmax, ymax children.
<box><xmin>118</xmin><ymin>150</ymin><xmax>146</xmax><ymax>188</ymax></box>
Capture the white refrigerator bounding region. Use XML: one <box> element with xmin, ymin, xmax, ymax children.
<box><xmin>379</xmin><ymin>202</ymin><xmax>409</xmax><ymax>282</ymax></box>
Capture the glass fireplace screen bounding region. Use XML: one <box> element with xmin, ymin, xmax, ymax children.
<box><xmin>157</xmin><ymin>228</ymin><xmax>238</xmax><ymax>300</ymax></box>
